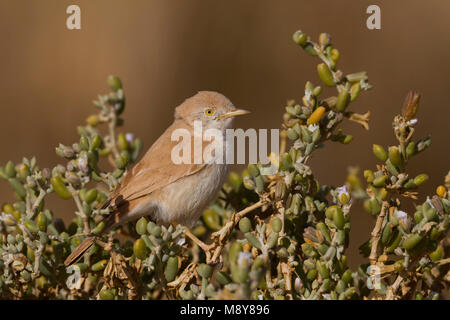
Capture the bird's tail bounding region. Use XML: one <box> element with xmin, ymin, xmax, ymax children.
<box><xmin>64</xmin><ymin>236</ymin><xmax>97</xmax><ymax>267</ymax></box>
<box><xmin>64</xmin><ymin>198</ymin><xmax>128</xmax><ymax>267</ymax></box>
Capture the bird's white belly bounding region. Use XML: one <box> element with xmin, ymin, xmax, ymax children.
<box><xmin>154</xmin><ymin>163</ymin><xmax>228</xmax><ymax>226</ymax></box>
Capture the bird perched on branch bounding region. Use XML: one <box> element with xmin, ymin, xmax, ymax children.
<box><xmin>64</xmin><ymin>91</ymin><xmax>249</xmax><ymax>266</ymax></box>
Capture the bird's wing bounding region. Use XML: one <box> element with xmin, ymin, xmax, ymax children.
<box><xmin>107</xmin><ymin>120</ymin><xmax>207</xmax><ymax>206</ymax></box>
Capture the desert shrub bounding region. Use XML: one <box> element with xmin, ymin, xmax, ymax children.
<box><xmin>0</xmin><ymin>28</ymin><xmax>449</xmax><ymax>300</ymax></box>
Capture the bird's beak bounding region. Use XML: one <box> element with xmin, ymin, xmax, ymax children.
<box><xmin>219</xmin><ymin>109</ymin><xmax>250</xmax><ymax>120</ymax></box>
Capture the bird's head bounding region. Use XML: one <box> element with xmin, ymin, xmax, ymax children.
<box><xmin>175</xmin><ymin>91</ymin><xmax>249</xmax><ymax>130</ymax></box>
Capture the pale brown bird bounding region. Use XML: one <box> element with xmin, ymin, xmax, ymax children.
<box><xmin>64</xmin><ymin>91</ymin><xmax>249</xmax><ymax>266</ymax></box>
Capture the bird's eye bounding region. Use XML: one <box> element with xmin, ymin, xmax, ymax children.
<box><xmin>204</xmin><ymin>108</ymin><xmax>215</xmax><ymax>116</ymax></box>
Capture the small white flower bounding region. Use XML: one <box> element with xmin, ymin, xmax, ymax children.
<box><xmin>322</xmin><ymin>293</ymin><xmax>331</xmax><ymax>300</ymax></box>
<box><xmin>336</xmin><ymin>185</ymin><xmax>349</xmax><ymax>197</ymax></box>
<box><xmin>237</xmin><ymin>251</ymin><xmax>252</xmax><ymax>266</ymax></box>
<box><xmin>407</xmin><ymin>119</ymin><xmax>418</xmax><ymax>127</ymax></box>
<box><xmin>125</xmin><ymin>133</ymin><xmax>134</xmax><ymax>143</ymax></box>
<box><xmin>308</xmin><ymin>124</ymin><xmax>319</xmax><ymax>132</ymax></box>
<box><xmin>176</xmin><ymin>237</ymin><xmax>186</xmax><ymax>246</ymax></box>
<box><xmin>77</xmin><ymin>155</ymin><xmax>89</xmax><ymax>173</ymax></box>
<box><xmin>0</xmin><ymin>212</ymin><xmax>15</xmax><ymax>223</ymax></box>
<box><xmin>304</xmin><ymin>89</ymin><xmax>313</xmax><ymax>100</ymax></box>
<box><xmin>396</xmin><ymin>210</ymin><xmax>408</xmax><ymax>225</ymax></box>
<box><xmin>294</xmin><ymin>277</ymin><xmax>303</xmax><ymax>293</ymax></box>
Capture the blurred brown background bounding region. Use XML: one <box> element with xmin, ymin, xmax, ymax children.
<box><xmin>0</xmin><ymin>0</ymin><xmax>449</xmax><ymax>269</ymax></box>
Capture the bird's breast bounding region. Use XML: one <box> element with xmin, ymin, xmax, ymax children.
<box><xmin>155</xmin><ymin>163</ymin><xmax>229</xmax><ymax>226</ymax></box>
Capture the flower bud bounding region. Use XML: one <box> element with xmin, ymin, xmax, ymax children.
<box><xmin>150</xmin><ymin>225</ymin><xmax>161</xmax><ymax>237</ymax></box>
<box><xmin>429</xmin><ymin>245</ymin><xmax>444</xmax><ymax>262</ymax></box>
<box><xmin>2</xmin><ymin>203</ymin><xmax>14</xmax><ymax>214</ymax></box>
<box><xmin>197</xmin><ymin>263</ymin><xmax>212</xmax><ymax>278</ymax></box>
<box><xmin>25</xmin><ymin>221</ymin><xmax>38</xmax><ymax>234</ymax></box>
<box><xmin>77</xmin><ymin>152</ymin><xmax>89</xmax><ymax>173</ymax></box>
<box><xmin>245</xmin><ymin>232</ymin><xmax>262</xmax><ymax>250</ymax></box>
<box><xmin>117</xmin><ymin>133</ymin><xmax>128</xmax><ymax>151</ymax></box>
<box><xmin>17</xmin><ymin>163</ymin><xmax>30</xmax><ymax>180</ymax></box>
<box><xmin>65</xmin><ymin>171</ymin><xmax>81</xmax><ymax>186</ymax></box>
<box><xmin>255</xmin><ymin>175</ymin><xmax>264</xmax><ymax>193</ymax></box>
<box><xmin>350</xmin><ymin>83</ymin><xmax>361</xmax><ymax>102</ymax></box>
<box><xmin>136</xmin><ymin>217</ymin><xmax>148</xmax><ymax>235</ymax></box>
<box><xmin>239</xmin><ymin>217</ymin><xmax>252</xmax><ymax>233</ymax></box>
<box><xmin>316</xmin><ymin>261</ymin><xmax>330</xmax><ymax>279</ymax></box>
<box><xmin>373</xmin><ymin>175</ymin><xmax>387</xmax><ymax>188</ymax></box>
<box><xmin>99</xmin><ymin>288</ymin><xmax>115</xmax><ymax>300</ymax></box>
<box><xmin>319</xmin><ymin>33</ymin><xmax>331</xmax><ymax>47</ymax></box>
<box><xmin>316</xmin><ymin>222</ymin><xmax>331</xmax><ymax>243</ymax></box>
<box><xmin>271</xmin><ymin>217</ymin><xmax>282</xmax><ymax>233</ymax></box>
<box><xmin>133</xmin><ymin>238</ymin><xmax>148</xmax><ymax>260</ymax></box>
<box><xmin>363</xmin><ymin>170</ymin><xmax>374</xmax><ymax>184</ymax></box>
<box><xmin>36</xmin><ymin>275</ymin><xmax>48</xmax><ymax>290</ymax></box>
<box><xmin>388</xmin><ymin>146</ymin><xmax>402</xmax><ymax>167</ymax></box>
<box><xmin>90</xmin><ymin>135</ymin><xmax>102</xmax><ymax>151</ymax></box>
<box><xmin>381</xmin><ymin>224</ymin><xmax>393</xmax><ymax>245</ymax></box>
<box><xmin>312</xmin><ymin>86</ymin><xmax>322</xmax><ymax>97</ymax></box>
<box><xmin>317</xmin><ymin>63</ymin><xmax>335</xmax><ymax>87</ymax></box>
<box><xmin>385</xmin><ymin>231</ymin><xmax>402</xmax><ymax>253</ymax></box>
<box><xmin>304</xmin><ymin>43</ymin><xmax>317</xmax><ymax>56</ymax></box>
<box><xmin>215</xmin><ymin>271</ymin><xmax>231</xmax><ymax>285</ymax></box>
<box><xmin>79</xmin><ymin>136</ymin><xmax>89</xmax><ymax>151</ymax></box>
<box><xmin>115</xmin><ymin>155</ymin><xmax>128</xmax><ymax>169</ymax></box>
<box><xmin>336</xmin><ymin>89</ymin><xmax>350</xmax><ymax>112</ymax></box>
<box><xmin>243</xmin><ymin>177</ymin><xmax>255</xmax><ymax>190</ymax></box>
<box><xmin>402</xmin><ymin>234</ymin><xmax>423</xmax><ymax>251</ymax></box>
<box><xmin>306</xmin><ymin>269</ymin><xmax>318</xmax><ymax>281</ymax></box>
<box><xmin>406</xmin><ymin>141</ymin><xmax>415</xmax><ymax>158</ymax></box>
<box><xmin>346</xmin><ymin>72</ymin><xmax>368</xmax><ymax>83</ymax></box>
<box><xmin>372</xmin><ymin>144</ymin><xmax>388</xmax><ymax>162</ymax></box>
<box><xmin>403</xmin><ymin>179</ymin><xmax>416</xmax><ymax>189</ymax></box>
<box><xmin>228</xmin><ymin>171</ymin><xmax>242</xmax><ymax>190</ymax></box>
<box><xmin>247</xmin><ymin>164</ymin><xmax>260</xmax><ymax>177</ymax></box>
<box><xmin>91</xmin><ymin>259</ymin><xmax>108</xmax><ymax>272</ymax></box>
<box><xmin>50</xmin><ymin>176</ymin><xmax>72</xmax><ymax>200</ymax></box>
<box><xmin>385</xmin><ymin>159</ymin><xmax>399</xmax><ymax>176</ymax></box>
<box><xmin>164</xmin><ymin>256</ymin><xmax>179</xmax><ymax>282</ymax></box>
<box><xmin>307</xmin><ymin>106</ymin><xmax>326</xmax><ymax>125</ymax></box>
<box><xmin>401</xmin><ymin>90</ymin><xmax>421</xmax><ymax>120</ymax></box>
<box><xmin>436</xmin><ymin>185</ymin><xmax>446</xmax><ymax>198</ymax></box>
<box><xmin>333</xmin><ymin>207</ymin><xmax>345</xmax><ymax>229</ymax></box>
<box><xmin>92</xmin><ymin>221</ymin><xmax>105</xmax><ymax>235</ymax></box>
<box><xmin>266</xmin><ymin>232</ymin><xmax>279</xmax><ymax>249</ymax></box>
<box><xmin>286</xmin><ymin>128</ymin><xmax>299</xmax><ymax>141</ymax></box>
<box><xmin>292</xmin><ymin>30</ymin><xmax>307</xmax><ymax>46</ymax></box>
<box><xmin>86</xmin><ymin>114</ymin><xmax>100</xmax><ymax>127</ymax></box>
<box><xmin>413</xmin><ymin>174</ymin><xmax>428</xmax><ymax>186</ymax></box>
<box><xmin>301</xmin><ymin>243</ymin><xmax>317</xmax><ymax>258</ymax></box>
<box><xmin>5</xmin><ymin>161</ymin><xmax>16</xmax><ymax>177</ymax></box>
<box><xmin>37</xmin><ymin>212</ymin><xmax>48</xmax><ymax>232</ymax></box>
<box><xmin>416</xmin><ymin>136</ymin><xmax>432</xmax><ymax>153</ymax></box>
<box><xmin>330</xmin><ymin>48</ymin><xmax>340</xmax><ymax>63</ymax></box>
<box><xmin>203</xmin><ymin>209</ymin><xmax>221</xmax><ymax>231</ymax></box>
<box><xmin>424</xmin><ymin>207</ymin><xmax>437</xmax><ymax>222</ymax></box>
<box><xmin>107</xmin><ymin>75</ymin><xmax>122</xmax><ymax>91</ymax></box>
<box><xmin>366</xmin><ymin>198</ymin><xmax>381</xmax><ymax>215</ymax></box>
